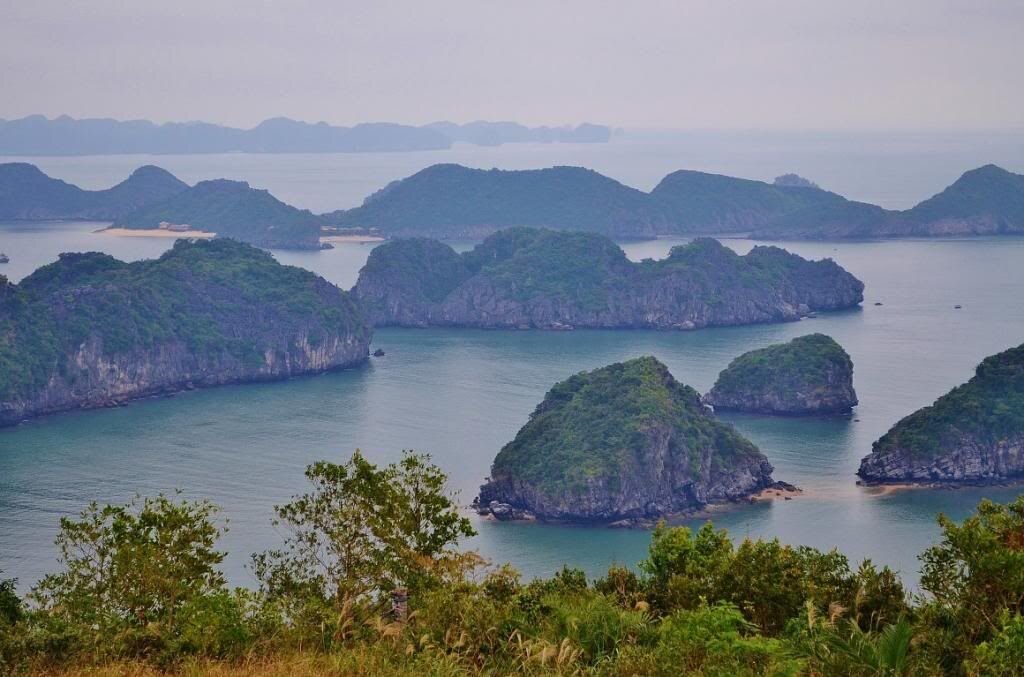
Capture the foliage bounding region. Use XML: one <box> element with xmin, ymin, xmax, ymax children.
<box><xmin>5</xmin><ymin>478</ymin><xmax>1024</xmax><ymax>674</ymax></box>
<box><xmin>794</xmin><ymin>615</ymin><xmax>917</xmax><ymax>676</ymax></box>
<box><xmin>617</xmin><ymin>603</ymin><xmax>796</xmax><ymax>676</ymax></box>
<box><xmin>964</xmin><ymin>611</ymin><xmax>1024</xmax><ymax>676</ymax></box>
<box><xmin>639</xmin><ymin>522</ymin><xmax>906</xmax><ymax>635</ymax></box>
<box><xmin>872</xmin><ymin>343</ymin><xmax>1024</xmax><ymax>460</ymax></box>
<box><xmin>916</xmin><ymin>496</ymin><xmax>1024</xmax><ymax>668</ymax></box>
<box><xmin>28</xmin><ymin>493</ymin><xmax>227</xmax><ymax>664</ymax></box>
<box><xmin>253</xmin><ymin>451</ymin><xmax>476</xmax><ymax>615</ymax></box>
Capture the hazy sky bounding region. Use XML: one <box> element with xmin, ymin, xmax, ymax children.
<box><xmin>1</xmin><ymin>0</ymin><xmax>1022</xmax><ymax>130</ymax></box>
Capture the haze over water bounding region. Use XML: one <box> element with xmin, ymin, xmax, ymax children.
<box><xmin>8</xmin><ymin>129</ymin><xmax>1024</xmax><ymax>214</ymax></box>
<box><xmin>3</xmin><ymin>144</ymin><xmax>1024</xmax><ymax>591</ymax></box>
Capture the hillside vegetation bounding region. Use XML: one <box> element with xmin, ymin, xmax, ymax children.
<box><xmin>2</xmin><ymin>451</ymin><xmax>1023</xmax><ymax>675</ymax></box>
<box><xmin>354</xmin><ymin>227</ymin><xmax>864</xmax><ymax>329</ymax></box>
<box><xmin>114</xmin><ymin>179</ymin><xmax>325</xmax><ymax>249</ymax></box>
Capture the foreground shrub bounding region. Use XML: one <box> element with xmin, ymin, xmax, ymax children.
<box><xmin>29</xmin><ymin>493</ymin><xmax>228</xmax><ymax>664</ymax></box>
<box><xmin>252</xmin><ymin>450</ymin><xmax>477</xmax><ymax>649</ymax></box>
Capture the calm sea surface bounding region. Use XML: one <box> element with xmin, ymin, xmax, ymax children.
<box><xmin>3</xmin><ymin>139</ymin><xmax>1024</xmax><ymax>591</ymax></box>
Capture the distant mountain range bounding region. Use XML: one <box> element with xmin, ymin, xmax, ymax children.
<box><xmin>3</xmin><ymin>161</ymin><xmax>1023</xmax><ymax>246</ymax></box>
<box><xmin>0</xmin><ymin>115</ymin><xmax>612</xmax><ymax>156</ymax></box>
<box><xmin>333</xmin><ymin>163</ymin><xmax>1024</xmax><ymax>240</ymax></box>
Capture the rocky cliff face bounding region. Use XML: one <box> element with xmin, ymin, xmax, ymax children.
<box><xmin>0</xmin><ymin>239</ymin><xmax>370</xmax><ymax>426</ymax></box>
<box><xmin>704</xmin><ymin>334</ymin><xmax>858</xmax><ymax>415</ymax></box>
<box><xmin>858</xmin><ymin>343</ymin><xmax>1024</xmax><ymax>484</ymax></box>
<box><xmin>475</xmin><ymin>356</ymin><xmax>778</xmax><ymax>523</ymax></box>
<box><xmin>858</xmin><ymin>435</ymin><xmax>1024</xmax><ymax>483</ymax></box>
<box><xmin>354</xmin><ymin>229</ymin><xmax>864</xmax><ymax>330</ymax></box>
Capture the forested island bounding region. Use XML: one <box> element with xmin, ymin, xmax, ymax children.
<box><xmin>353</xmin><ymin>228</ymin><xmax>864</xmax><ymax>329</ymax></box>
<box><xmin>0</xmin><ymin>162</ymin><xmax>187</xmax><ymax>220</ymax></box>
<box><xmin>704</xmin><ymin>334</ymin><xmax>858</xmax><ymax>415</ymax></box>
<box><xmin>0</xmin><ymin>239</ymin><xmax>369</xmax><ymax>426</ymax></box>
<box><xmin>323</xmin><ymin>164</ymin><xmax>666</xmax><ymax>238</ymax></box>
<box><xmin>858</xmin><ymin>342</ymin><xmax>1024</xmax><ymax>484</ymax></box>
<box><xmin>112</xmin><ymin>178</ymin><xmax>326</xmax><ymax>249</ymax></box>
<box><xmin>332</xmin><ymin>163</ymin><xmax>1024</xmax><ymax>240</ymax></box>
<box><xmin>0</xmin><ymin>163</ymin><xmax>327</xmax><ymax>249</ymax></box>
<box><xmin>477</xmin><ymin>356</ymin><xmax>780</xmax><ymax>523</ymax></box>
<box><xmin>6</xmin><ymin>161</ymin><xmax>1023</xmax><ymax>245</ymax></box>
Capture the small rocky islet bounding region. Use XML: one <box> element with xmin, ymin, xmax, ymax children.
<box><xmin>704</xmin><ymin>334</ymin><xmax>858</xmax><ymax>416</ymax></box>
<box><xmin>858</xmin><ymin>342</ymin><xmax>1024</xmax><ymax>485</ymax></box>
<box><xmin>475</xmin><ymin>356</ymin><xmax>788</xmax><ymax>524</ymax></box>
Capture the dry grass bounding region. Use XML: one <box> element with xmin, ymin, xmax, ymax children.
<box><xmin>26</xmin><ymin>652</ymin><xmax>472</xmax><ymax>677</ymax></box>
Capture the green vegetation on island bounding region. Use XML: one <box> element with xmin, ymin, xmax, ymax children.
<box><xmin>328</xmin><ymin>162</ymin><xmax>1024</xmax><ymax>241</ymax></box>
<box><xmin>0</xmin><ymin>162</ymin><xmax>187</xmax><ymax>220</ymax></box>
<box><xmin>859</xmin><ymin>342</ymin><xmax>1024</xmax><ymax>483</ymax></box>
<box><xmin>114</xmin><ymin>179</ymin><xmax>325</xmax><ymax>249</ymax></box>
<box><xmin>326</xmin><ymin>164</ymin><xmax>664</xmax><ymax>238</ymax></box>
<box><xmin>648</xmin><ymin>169</ymin><xmax>844</xmax><ymax>233</ymax></box>
<box><xmin>0</xmin><ymin>239</ymin><xmax>369</xmax><ymax>426</ymax></box>
<box><xmin>705</xmin><ymin>334</ymin><xmax>858</xmax><ymax>415</ymax></box>
<box><xmin>2</xmin><ymin>450</ymin><xmax>1024</xmax><ymax>675</ymax></box>
<box><xmin>354</xmin><ymin>227</ymin><xmax>865</xmax><ymax>329</ymax></box>
<box><xmin>478</xmin><ymin>356</ymin><xmax>776</xmax><ymax>522</ymax></box>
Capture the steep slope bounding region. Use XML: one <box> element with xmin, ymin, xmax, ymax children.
<box><xmin>859</xmin><ymin>343</ymin><xmax>1024</xmax><ymax>484</ymax></box>
<box><xmin>0</xmin><ymin>239</ymin><xmax>370</xmax><ymax>426</ymax></box>
<box><xmin>476</xmin><ymin>356</ymin><xmax>777</xmax><ymax>522</ymax></box>
<box><xmin>900</xmin><ymin>164</ymin><xmax>1024</xmax><ymax>235</ymax></box>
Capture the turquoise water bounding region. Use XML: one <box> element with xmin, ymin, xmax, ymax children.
<box><xmin>2</xmin><ymin>220</ymin><xmax>1024</xmax><ymax>591</ymax></box>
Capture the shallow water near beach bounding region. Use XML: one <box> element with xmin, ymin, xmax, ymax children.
<box><xmin>2</xmin><ymin>218</ymin><xmax>1024</xmax><ymax>591</ymax></box>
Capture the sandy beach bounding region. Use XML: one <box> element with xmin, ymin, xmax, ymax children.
<box><xmin>100</xmin><ymin>227</ymin><xmax>217</xmax><ymax>239</ymax></box>
<box><xmin>320</xmin><ymin>234</ymin><xmax>387</xmax><ymax>244</ymax></box>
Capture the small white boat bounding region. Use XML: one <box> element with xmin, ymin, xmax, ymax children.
<box><xmin>0</xmin><ymin>253</ymin><xmax>9</xmax><ymax>264</ymax></box>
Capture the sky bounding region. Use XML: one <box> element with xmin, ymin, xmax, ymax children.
<box><xmin>1</xmin><ymin>0</ymin><xmax>1022</xmax><ymax>131</ymax></box>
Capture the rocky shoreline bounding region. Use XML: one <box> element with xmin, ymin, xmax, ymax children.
<box><xmin>473</xmin><ymin>481</ymin><xmax>802</xmax><ymax>528</ymax></box>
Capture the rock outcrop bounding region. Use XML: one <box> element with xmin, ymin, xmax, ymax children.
<box><xmin>476</xmin><ymin>356</ymin><xmax>779</xmax><ymax>523</ymax></box>
<box><xmin>353</xmin><ymin>228</ymin><xmax>864</xmax><ymax>330</ymax></box>
<box><xmin>704</xmin><ymin>334</ymin><xmax>858</xmax><ymax>415</ymax></box>
<box><xmin>858</xmin><ymin>343</ymin><xmax>1024</xmax><ymax>484</ymax></box>
<box><xmin>0</xmin><ymin>239</ymin><xmax>370</xmax><ymax>426</ymax></box>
